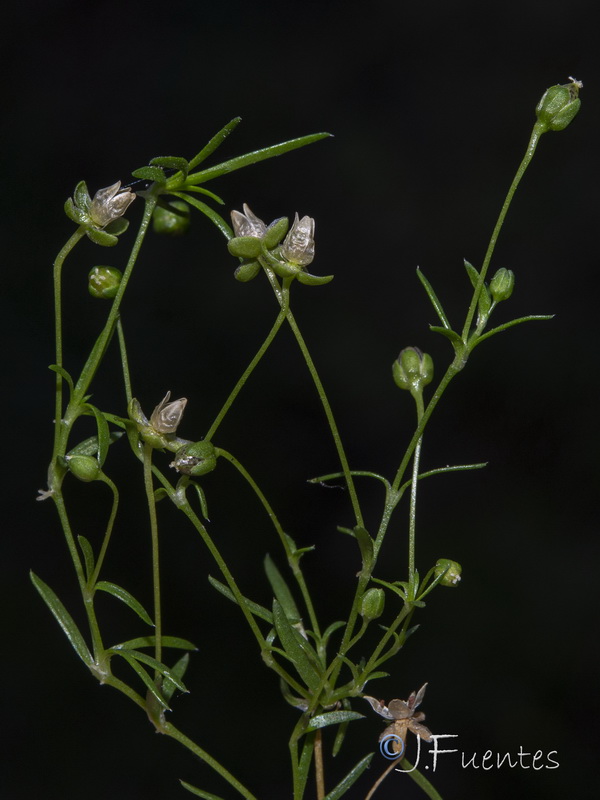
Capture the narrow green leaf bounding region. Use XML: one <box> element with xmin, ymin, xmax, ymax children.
<box><xmin>111</xmin><ymin>635</ymin><xmax>197</xmax><ymax>651</ymax></box>
<box><xmin>162</xmin><ymin>653</ymin><xmax>190</xmax><ymax>703</ymax></box>
<box><xmin>416</xmin><ymin>268</ymin><xmax>451</xmax><ymax>328</ymax></box>
<box><xmin>208</xmin><ymin>575</ymin><xmax>273</xmax><ymax>623</ymax></box>
<box><xmin>279</xmin><ymin>678</ymin><xmax>310</xmax><ymax>709</ymax></box>
<box><xmin>48</xmin><ymin>364</ymin><xmax>74</xmax><ymax>397</ymax></box>
<box><xmin>353</xmin><ymin>526</ymin><xmax>374</xmax><ymax>571</ymax></box>
<box><xmin>372</xmin><ymin>577</ymin><xmax>407</xmax><ymax>601</ymax></box>
<box><xmin>297</xmin><ymin>735</ymin><xmax>315</xmax><ymax>799</ymax></box>
<box><xmin>264</xmin><ymin>555</ymin><xmax>301</xmax><ymax>622</ymax></box>
<box><xmin>110</xmin><ymin>648</ymin><xmax>188</xmax><ymax>693</ymax></box>
<box><xmin>185</xmin><ymin>132</ymin><xmax>332</xmax><ymax>185</ymax></box>
<box><xmin>321</xmin><ymin>620</ymin><xmax>345</xmax><ymax>647</ymax></box>
<box><xmin>149</xmin><ymin>156</ymin><xmax>189</xmax><ymax>174</ymax></box>
<box><xmin>180</xmin><ymin>781</ymin><xmax>225</xmax><ymax>800</ymax></box>
<box><xmin>187</xmin><ymin>117</ymin><xmax>242</xmax><ymax>171</ymax></box>
<box><xmin>171</xmin><ymin>192</ymin><xmax>233</xmax><ymax>240</ymax></box>
<box><xmin>429</xmin><ymin>325</ymin><xmax>463</xmax><ymax>346</ymax></box>
<box><xmin>131</xmin><ymin>165</ymin><xmax>166</xmax><ymax>184</ymax></box>
<box><xmin>180</xmin><ymin>184</ymin><xmax>225</xmax><ymax>205</ymax></box>
<box><xmin>296</xmin><ymin>271</ymin><xmax>334</xmax><ymax>286</ymax></box>
<box><xmin>306</xmin><ymin>711</ymin><xmax>364</xmax><ymax>731</ymax></box>
<box><xmin>116</xmin><ymin>650</ymin><xmax>170</xmax><ymax>709</ymax></box>
<box><xmin>362</xmin><ymin>670</ymin><xmax>390</xmax><ymax>683</ymax></box>
<box><xmin>82</xmin><ymin>403</ymin><xmax>110</xmax><ymax>466</ymax></box>
<box><xmin>30</xmin><ymin>572</ymin><xmax>93</xmax><ymax>666</ymax></box>
<box><xmin>95</xmin><ymin>581</ymin><xmax>154</xmax><ymax>626</ymax></box>
<box><xmin>67</xmin><ymin>431</ymin><xmax>123</xmax><ymax>458</ymax></box>
<box><xmin>78</xmin><ymin>536</ymin><xmax>95</xmax><ymax>583</ymax></box>
<box><xmin>332</xmin><ymin>699</ymin><xmax>352</xmax><ymax>757</ymax></box>
<box><xmin>473</xmin><ymin>314</ymin><xmax>554</xmax><ymax>347</ymax></box>
<box><xmin>273</xmin><ymin>600</ymin><xmax>322</xmax><ymax>692</ymax></box>
<box><xmin>464</xmin><ymin>259</ymin><xmax>480</xmax><ymax>288</ymax></box>
<box><xmin>323</xmin><ymin>753</ymin><xmax>374</xmax><ymax>800</ymax></box>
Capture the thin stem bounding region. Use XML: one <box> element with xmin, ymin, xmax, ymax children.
<box><xmin>205</xmin><ymin>309</ymin><xmax>286</xmax><ymax>441</ymax></box>
<box><xmin>461</xmin><ymin>123</ymin><xmax>542</xmax><ymax>341</ymax></box>
<box><xmin>218</xmin><ymin>448</ymin><xmax>321</xmax><ymax>638</ymax></box>
<box><xmin>52</xmin><ymin>227</ymin><xmax>86</xmax><ymax>455</ymax></box>
<box><xmin>408</xmin><ymin>393</ymin><xmax>425</xmax><ymax>582</ymax></box>
<box><xmin>116</xmin><ymin>316</ymin><xmax>133</xmax><ymax>405</ymax></box>
<box><xmin>314</xmin><ymin>729</ymin><xmax>325</xmax><ymax>800</ymax></box>
<box><xmin>364</xmin><ymin>759</ymin><xmax>396</xmax><ymax>800</ymax></box>
<box><xmin>400</xmin><ymin>757</ymin><xmax>444</xmax><ymax>799</ymax></box>
<box><xmin>143</xmin><ymin>444</ymin><xmax>162</xmax><ymax>667</ymax></box>
<box><xmin>90</xmin><ymin>474</ymin><xmax>119</xmax><ymax>586</ymax></box>
<box><xmin>161</xmin><ymin>721</ymin><xmax>259</xmax><ymax>800</ymax></box>
<box><xmin>284</xmin><ymin>305</ymin><xmax>364</xmax><ymax>528</ymax></box>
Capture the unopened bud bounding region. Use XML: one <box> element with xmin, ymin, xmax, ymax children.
<box><xmin>434</xmin><ymin>558</ymin><xmax>462</xmax><ymax>587</ymax></box>
<box><xmin>170</xmin><ymin>441</ymin><xmax>217</xmax><ymax>476</ymax></box>
<box><xmin>536</xmin><ymin>78</ymin><xmax>582</xmax><ymax>133</ymax></box>
<box><xmin>360</xmin><ymin>588</ymin><xmax>385</xmax><ymax>620</ymax></box>
<box><xmin>88</xmin><ymin>266</ymin><xmax>122</xmax><ymax>299</ymax></box>
<box><xmin>392</xmin><ymin>347</ymin><xmax>434</xmax><ymax>395</ymax></box>
<box><xmin>489</xmin><ymin>268</ymin><xmax>515</xmax><ymax>303</ymax></box>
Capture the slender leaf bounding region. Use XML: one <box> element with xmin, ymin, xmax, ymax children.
<box><xmin>273</xmin><ymin>600</ymin><xmax>321</xmax><ymax>692</ymax></box>
<box><xmin>185</xmin><ymin>132</ymin><xmax>332</xmax><ymax>185</ymax></box>
<box><xmin>473</xmin><ymin>314</ymin><xmax>554</xmax><ymax>347</ymax></box>
<box><xmin>416</xmin><ymin>268</ymin><xmax>451</xmax><ymax>328</ymax></box>
<box><xmin>67</xmin><ymin>431</ymin><xmax>123</xmax><ymax>458</ymax></box>
<box><xmin>131</xmin><ymin>165</ymin><xmax>166</xmax><ymax>184</ymax></box>
<box><xmin>464</xmin><ymin>259</ymin><xmax>480</xmax><ymax>288</ymax></box>
<box><xmin>332</xmin><ymin>699</ymin><xmax>352</xmax><ymax>757</ymax></box>
<box><xmin>149</xmin><ymin>156</ymin><xmax>189</xmax><ymax>174</ymax></box>
<box><xmin>429</xmin><ymin>325</ymin><xmax>463</xmax><ymax>347</ymax></box>
<box><xmin>30</xmin><ymin>572</ymin><xmax>93</xmax><ymax>666</ymax></box>
<box><xmin>306</xmin><ymin>711</ymin><xmax>364</xmax><ymax>731</ymax></box>
<box><xmin>180</xmin><ymin>781</ymin><xmax>225</xmax><ymax>800</ymax></box>
<box><xmin>208</xmin><ymin>576</ymin><xmax>272</xmax><ymax>623</ymax></box>
<box><xmin>78</xmin><ymin>536</ymin><xmax>95</xmax><ymax>583</ymax></box>
<box><xmin>187</xmin><ymin>117</ymin><xmax>242</xmax><ymax>171</ymax></box>
<box><xmin>264</xmin><ymin>554</ymin><xmax>301</xmax><ymax>622</ymax></box>
<box><xmin>116</xmin><ymin>650</ymin><xmax>169</xmax><ymax>709</ymax></box>
<box><xmin>110</xmin><ymin>648</ymin><xmax>188</xmax><ymax>693</ymax></box>
<box><xmin>162</xmin><ymin>653</ymin><xmax>190</xmax><ymax>704</ymax></box>
<box><xmin>323</xmin><ymin>753</ymin><xmax>374</xmax><ymax>800</ymax></box>
<box><xmin>48</xmin><ymin>364</ymin><xmax>74</xmax><ymax>397</ymax></box>
<box><xmin>95</xmin><ymin>581</ymin><xmax>154</xmax><ymax>626</ymax></box>
<box><xmin>181</xmin><ymin>185</ymin><xmax>225</xmax><ymax>205</ymax></box>
<box><xmin>353</xmin><ymin>526</ymin><xmax>374</xmax><ymax>571</ymax></box>
<box><xmin>171</xmin><ymin>192</ymin><xmax>232</xmax><ymax>240</ymax></box>
<box><xmin>82</xmin><ymin>403</ymin><xmax>110</xmax><ymax>466</ymax></box>
<box><xmin>297</xmin><ymin>735</ymin><xmax>315</xmax><ymax>799</ymax></box>
<box><xmin>111</xmin><ymin>635</ymin><xmax>197</xmax><ymax>650</ymax></box>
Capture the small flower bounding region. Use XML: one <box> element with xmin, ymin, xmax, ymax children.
<box><xmin>89</xmin><ymin>181</ymin><xmax>136</xmax><ymax>228</ymax></box>
<box><xmin>231</xmin><ymin>203</ymin><xmax>268</xmax><ymax>238</ymax></box>
<box><xmin>150</xmin><ymin>391</ymin><xmax>188</xmax><ymax>434</ymax></box>
<box><xmin>364</xmin><ymin>684</ymin><xmax>433</xmax><ymax>755</ymax></box>
<box><xmin>280</xmin><ymin>213</ymin><xmax>315</xmax><ymax>267</ymax></box>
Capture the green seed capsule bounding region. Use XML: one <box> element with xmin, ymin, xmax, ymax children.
<box><xmin>392</xmin><ymin>347</ymin><xmax>434</xmax><ymax>394</ymax></box>
<box><xmin>434</xmin><ymin>558</ymin><xmax>462</xmax><ymax>587</ymax></box>
<box><xmin>66</xmin><ymin>454</ymin><xmax>101</xmax><ymax>482</ymax></box>
<box><xmin>170</xmin><ymin>441</ymin><xmax>217</xmax><ymax>476</ymax></box>
<box><xmin>360</xmin><ymin>588</ymin><xmax>385</xmax><ymax>620</ymax></box>
<box><xmin>489</xmin><ymin>268</ymin><xmax>515</xmax><ymax>303</ymax></box>
<box><xmin>88</xmin><ymin>266</ymin><xmax>122</xmax><ymax>299</ymax></box>
<box><xmin>536</xmin><ymin>78</ymin><xmax>582</xmax><ymax>132</ymax></box>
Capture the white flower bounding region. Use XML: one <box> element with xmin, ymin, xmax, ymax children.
<box><xmin>89</xmin><ymin>181</ymin><xmax>136</xmax><ymax>228</ymax></box>
<box><xmin>230</xmin><ymin>203</ymin><xmax>268</xmax><ymax>238</ymax></box>
<box><xmin>280</xmin><ymin>213</ymin><xmax>315</xmax><ymax>266</ymax></box>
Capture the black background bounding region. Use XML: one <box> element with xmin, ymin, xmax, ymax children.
<box><xmin>2</xmin><ymin>1</ymin><xmax>599</xmax><ymax>798</ymax></box>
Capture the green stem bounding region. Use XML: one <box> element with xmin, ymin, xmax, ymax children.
<box><xmin>217</xmin><ymin>448</ymin><xmax>321</xmax><ymax>638</ymax></box>
<box><xmin>52</xmin><ymin>227</ymin><xmax>86</xmax><ymax>455</ymax></box>
<box><xmin>408</xmin><ymin>393</ymin><xmax>425</xmax><ymax>583</ymax></box>
<box><xmin>400</xmin><ymin>757</ymin><xmax>444</xmax><ymax>799</ymax></box>
<box><xmin>205</xmin><ymin>309</ymin><xmax>286</xmax><ymax>441</ymax></box>
<box><xmin>284</xmin><ymin>303</ymin><xmax>364</xmax><ymax>529</ymax></box>
<box><xmin>116</xmin><ymin>316</ymin><xmax>133</xmax><ymax>405</ymax></box>
<box><xmin>461</xmin><ymin>123</ymin><xmax>543</xmax><ymax>341</ymax></box>
<box><xmin>90</xmin><ymin>474</ymin><xmax>119</xmax><ymax>586</ymax></box>
<box><xmin>161</xmin><ymin>721</ymin><xmax>259</xmax><ymax>800</ymax></box>
<box><xmin>143</xmin><ymin>444</ymin><xmax>162</xmax><ymax>667</ymax></box>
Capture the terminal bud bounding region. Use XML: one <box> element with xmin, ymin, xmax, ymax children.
<box><xmin>536</xmin><ymin>77</ymin><xmax>582</xmax><ymax>132</ymax></box>
<box><xmin>392</xmin><ymin>347</ymin><xmax>434</xmax><ymax>395</ymax></box>
<box><xmin>489</xmin><ymin>268</ymin><xmax>515</xmax><ymax>303</ymax></box>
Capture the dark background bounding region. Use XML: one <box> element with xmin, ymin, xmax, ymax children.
<box><xmin>2</xmin><ymin>1</ymin><xmax>598</xmax><ymax>798</ymax></box>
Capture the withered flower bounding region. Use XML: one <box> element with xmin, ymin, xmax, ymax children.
<box><xmin>364</xmin><ymin>683</ymin><xmax>433</xmax><ymax>756</ymax></box>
